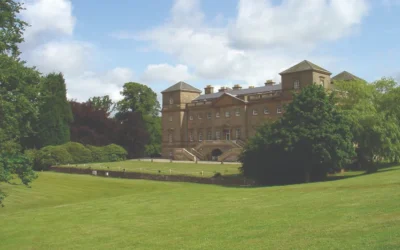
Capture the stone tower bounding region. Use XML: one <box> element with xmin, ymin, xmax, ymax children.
<box><xmin>161</xmin><ymin>81</ymin><xmax>201</xmax><ymax>158</ymax></box>
<box><xmin>279</xmin><ymin>60</ymin><xmax>332</xmax><ymax>100</ymax></box>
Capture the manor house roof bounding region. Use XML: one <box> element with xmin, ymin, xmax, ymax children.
<box><xmin>193</xmin><ymin>84</ymin><xmax>282</xmax><ymax>102</ymax></box>
<box><xmin>161</xmin><ymin>81</ymin><xmax>201</xmax><ymax>93</ymax></box>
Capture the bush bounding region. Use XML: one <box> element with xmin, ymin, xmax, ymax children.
<box><xmin>24</xmin><ymin>149</ymin><xmax>38</xmax><ymax>165</ymax></box>
<box><xmin>62</xmin><ymin>142</ymin><xmax>92</xmax><ymax>164</ymax></box>
<box><xmin>86</xmin><ymin>145</ymin><xmax>108</xmax><ymax>162</ymax></box>
<box><xmin>86</xmin><ymin>144</ymin><xmax>127</xmax><ymax>163</ymax></box>
<box><xmin>35</xmin><ymin>146</ymin><xmax>73</xmax><ymax>170</ymax></box>
<box><xmin>103</xmin><ymin>144</ymin><xmax>127</xmax><ymax>162</ymax></box>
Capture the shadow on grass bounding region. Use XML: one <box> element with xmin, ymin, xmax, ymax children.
<box><xmin>221</xmin><ymin>165</ymin><xmax>400</xmax><ymax>188</ymax></box>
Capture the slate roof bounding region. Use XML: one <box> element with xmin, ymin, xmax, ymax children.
<box><xmin>279</xmin><ymin>60</ymin><xmax>331</xmax><ymax>75</ymax></box>
<box><xmin>194</xmin><ymin>84</ymin><xmax>282</xmax><ymax>101</ymax></box>
<box><xmin>161</xmin><ymin>81</ymin><xmax>201</xmax><ymax>93</ymax></box>
<box><xmin>331</xmin><ymin>71</ymin><xmax>365</xmax><ymax>82</ymax></box>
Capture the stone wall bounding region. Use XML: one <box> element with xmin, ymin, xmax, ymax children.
<box><xmin>49</xmin><ymin>166</ymin><xmax>256</xmax><ymax>187</ymax></box>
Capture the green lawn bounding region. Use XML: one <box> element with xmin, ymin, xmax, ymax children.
<box><xmin>1</xmin><ymin>167</ymin><xmax>399</xmax><ymax>250</ymax></box>
<box><xmin>59</xmin><ymin>160</ymin><xmax>241</xmax><ymax>177</ymax></box>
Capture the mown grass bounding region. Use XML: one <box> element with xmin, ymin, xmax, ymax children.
<box><xmin>1</xmin><ymin>166</ymin><xmax>399</xmax><ymax>250</ymax></box>
<box><xmin>58</xmin><ymin>160</ymin><xmax>241</xmax><ymax>177</ymax></box>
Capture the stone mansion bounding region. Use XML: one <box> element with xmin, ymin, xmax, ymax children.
<box><xmin>161</xmin><ymin>60</ymin><xmax>363</xmax><ymax>162</ymax></box>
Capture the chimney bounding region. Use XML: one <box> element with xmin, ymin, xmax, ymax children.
<box><xmin>204</xmin><ymin>85</ymin><xmax>214</xmax><ymax>94</ymax></box>
<box><xmin>218</xmin><ymin>86</ymin><xmax>227</xmax><ymax>92</ymax></box>
<box><xmin>232</xmin><ymin>84</ymin><xmax>242</xmax><ymax>90</ymax></box>
<box><xmin>265</xmin><ymin>80</ymin><xmax>275</xmax><ymax>86</ymax></box>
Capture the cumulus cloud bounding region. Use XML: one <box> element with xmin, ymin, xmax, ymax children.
<box><xmin>142</xmin><ymin>64</ymin><xmax>193</xmax><ymax>83</ymax></box>
<box><xmin>22</xmin><ymin>0</ymin><xmax>75</xmax><ymax>43</ymax></box>
<box><xmin>67</xmin><ymin>68</ymin><xmax>134</xmax><ymax>102</ymax></box>
<box><xmin>124</xmin><ymin>0</ymin><xmax>369</xmax><ymax>87</ymax></box>
<box><xmin>19</xmin><ymin>0</ymin><xmax>135</xmax><ymax>101</ymax></box>
<box><xmin>26</xmin><ymin>40</ymin><xmax>93</xmax><ymax>76</ymax></box>
<box><xmin>229</xmin><ymin>0</ymin><xmax>369</xmax><ymax>49</ymax></box>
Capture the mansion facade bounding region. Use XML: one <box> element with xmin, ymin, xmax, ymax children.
<box><xmin>161</xmin><ymin>60</ymin><xmax>362</xmax><ymax>162</ymax></box>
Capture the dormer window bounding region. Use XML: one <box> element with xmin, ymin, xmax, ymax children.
<box><xmin>294</xmin><ymin>80</ymin><xmax>300</xmax><ymax>89</ymax></box>
<box><xmin>169</xmin><ymin>97</ymin><xmax>174</xmax><ymax>104</ymax></box>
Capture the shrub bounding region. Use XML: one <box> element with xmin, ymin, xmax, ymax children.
<box><xmin>86</xmin><ymin>145</ymin><xmax>108</xmax><ymax>162</ymax></box>
<box><xmin>24</xmin><ymin>149</ymin><xmax>38</xmax><ymax>165</ymax></box>
<box><xmin>62</xmin><ymin>142</ymin><xmax>92</xmax><ymax>164</ymax></box>
<box><xmin>103</xmin><ymin>144</ymin><xmax>127</xmax><ymax>162</ymax></box>
<box><xmin>35</xmin><ymin>146</ymin><xmax>73</xmax><ymax>170</ymax></box>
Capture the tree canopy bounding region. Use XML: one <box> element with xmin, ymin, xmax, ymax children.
<box><xmin>36</xmin><ymin>73</ymin><xmax>73</xmax><ymax>148</ymax></box>
<box><xmin>0</xmin><ymin>0</ymin><xmax>27</xmax><ymax>57</ymax></box>
<box><xmin>240</xmin><ymin>84</ymin><xmax>355</xmax><ymax>184</ymax></box>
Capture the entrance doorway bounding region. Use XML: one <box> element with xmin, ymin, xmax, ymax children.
<box><xmin>224</xmin><ymin>129</ymin><xmax>230</xmax><ymax>140</ymax></box>
<box><xmin>211</xmin><ymin>148</ymin><xmax>223</xmax><ymax>161</ymax></box>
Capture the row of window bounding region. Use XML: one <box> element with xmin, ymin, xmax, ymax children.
<box><xmin>167</xmin><ymin>129</ymin><xmax>242</xmax><ymax>143</ymax></box>
<box><xmin>189</xmin><ymin>129</ymin><xmax>241</xmax><ymax>142</ymax></box>
<box><xmin>185</xmin><ymin>106</ymin><xmax>282</xmax><ymax>121</ymax></box>
<box><xmin>293</xmin><ymin>79</ymin><xmax>325</xmax><ymax>89</ymax></box>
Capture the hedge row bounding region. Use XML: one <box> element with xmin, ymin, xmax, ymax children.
<box><xmin>26</xmin><ymin>142</ymin><xmax>128</xmax><ymax>170</ymax></box>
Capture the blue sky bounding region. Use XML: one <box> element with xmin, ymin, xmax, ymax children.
<box><xmin>19</xmin><ymin>0</ymin><xmax>400</xmax><ymax>101</ymax></box>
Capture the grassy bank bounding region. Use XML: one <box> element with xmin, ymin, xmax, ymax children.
<box><xmin>1</xmin><ymin>166</ymin><xmax>399</xmax><ymax>249</ymax></box>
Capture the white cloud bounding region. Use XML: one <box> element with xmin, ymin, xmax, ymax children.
<box><xmin>229</xmin><ymin>0</ymin><xmax>368</xmax><ymax>50</ymax></box>
<box><xmin>22</xmin><ymin>0</ymin><xmax>75</xmax><ymax>43</ymax></box>
<box><xmin>141</xmin><ymin>64</ymin><xmax>192</xmax><ymax>83</ymax></box>
<box><xmin>27</xmin><ymin>40</ymin><xmax>93</xmax><ymax>76</ymax></box>
<box><xmin>19</xmin><ymin>0</ymin><xmax>137</xmax><ymax>102</ymax></box>
<box><xmin>129</xmin><ymin>0</ymin><xmax>368</xmax><ymax>88</ymax></box>
<box><xmin>67</xmin><ymin>68</ymin><xmax>134</xmax><ymax>102</ymax></box>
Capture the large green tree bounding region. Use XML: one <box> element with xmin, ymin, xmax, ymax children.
<box><xmin>116</xmin><ymin>82</ymin><xmax>161</xmax><ymax>157</ymax></box>
<box><xmin>0</xmin><ymin>0</ymin><xmax>27</xmax><ymax>57</ymax></box>
<box><xmin>117</xmin><ymin>82</ymin><xmax>160</xmax><ymax>116</ymax></box>
<box><xmin>334</xmin><ymin>78</ymin><xmax>400</xmax><ymax>172</ymax></box>
<box><xmin>240</xmin><ymin>84</ymin><xmax>355</xmax><ymax>184</ymax></box>
<box><xmin>36</xmin><ymin>73</ymin><xmax>73</xmax><ymax>147</ymax></box>
<box><xmin>88</xmin><ymin>95</ymin><xmax>115</xmax><ymax>115</ymax></box>
<box><xmin>0</xmin><ymin>0</ymin><xmax>38</xmax><ymax>206</ymax></box>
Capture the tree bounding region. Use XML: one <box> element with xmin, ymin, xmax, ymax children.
<box><xmin>36</xmin><ymin>73</ymin><xmax>73</xmax><ymax>147</ymax></box>
<box><xmin>117</xmin><ymin>82</ymin><xmax>160</xmax><ymax>116</ymax></box>
<box><xmin>87</xmin><ymin>95</ymin><xmax>115</xmax><ymax>115</ymax></box>
<box><xmin>240</xmin><ymin>84</ymin><xmax>355</xmax><ymax>184</ymax></box>
<box><xmin>0</xmin><ymin>1</ymin><xmax>39</xmax><ymax>206</ymax></box>
<box><xmin>115</xmin><ymin>112</ymin><xmax>150</xmax><ymax>158</ymax></box>
<box><xmin>0</xmin><ymin>0</ymin><xmax>27</xmax><ymax>57</ymax></box>
<box><xmin>116</xmin><ymin>82</ymin><xmax>162</xmax><ymax>157</ymax></box>
<box><xmin>0</xmin><ymin>54</ymin><xmax>41</xmax><ymax>150</ymax></box>
<box><xmin>334</xmin><ymin>78</ymin><xmax>400</xmax><ymax>172</ymax></box>
<box><xmin>70</xmin><ymin>101</ymin><xmax>117</xmax><ymax>146</ymax></box>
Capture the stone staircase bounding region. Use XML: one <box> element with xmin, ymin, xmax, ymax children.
<box><xmin>218</xmin><ymin>148</ymin><xmax>242</xmax><ymax>162</ymax></box>
<box><xmin>190</xmin><ymin>148</ymin><xmax>205</xmax><ymax>161</ymax></box>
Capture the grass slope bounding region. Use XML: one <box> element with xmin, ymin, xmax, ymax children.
<box><xmin>1</xmin><ymin>167</ymin><xmax>399</xmax><ymax>250</ymax></box>
<box><xmin>59</xmin><ymin>160</ymin><xmax>241</xmax><ymax>177</ymax></box>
